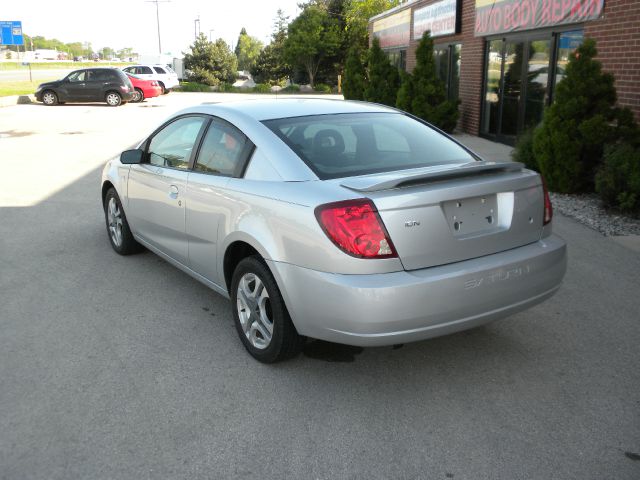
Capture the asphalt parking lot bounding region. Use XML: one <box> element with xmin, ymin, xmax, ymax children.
<box><xmin>1</xmin><ymin>93</ymin><xmax>639</xmax><ymax>479</ymax></box>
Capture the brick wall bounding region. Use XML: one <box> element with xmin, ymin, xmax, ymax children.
<box><xmin>369</xmin><ymin>0</ymin><xmax>640</xmax><ymax>135</ymax></box>
<box><xmin>585</xmin><ymin>0</ymin><xmax>640</xmax><ymax>119</ymax></box>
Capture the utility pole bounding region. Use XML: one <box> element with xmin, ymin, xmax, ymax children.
<box><xmin>209</xmin><ymin>29</ymin><xmax>215</xmax><ymax>42</ymax></box>
<box><xmin>194</xmin><ymin>16</ymin><xmax>200</xmax><ymax>39</ymax></box>
<box><xmin>145</xmin><ymin>0</ymin><xmax>170</xmax><ymax>54</ymax></box>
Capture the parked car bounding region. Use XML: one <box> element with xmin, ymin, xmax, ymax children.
<box><xmin>121</xmin><ymin>64</ymin><xmax>179</xmax><ymax>94</ymax></box>
<box><xmin>125</xmin><ymin>73</ymin><xmax>162</xmax><ymax>102</ymax></box>
<box><xmin>101</xmin><ymin>99</ymin><xmax>567</xmax><ymax>362</ymax></box>
<box><xmin>35</xmin><ymin>68</ymin><xmax>134</xmax><ymax>106</ymax></box>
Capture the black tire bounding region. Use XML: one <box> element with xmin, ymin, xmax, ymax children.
<box><xmin>103</xmin><ymin>188</ymin><xmax>143</xmax><ymax>255</ymax></box>
<box><xmin>42</xmin><ymin>90</ymin><xmax>58</xmax><ymax>106</ymax></box>
<box><xmin>105</xmin><ymin>91</ymin><xmax>122</xmax><ymax>107</ymax></box>
<box><xmin>159</xmin><ymin>82</ymin><xmax>170</xmax><ymax>94</ymax></box>
<box><xmin>231</xmin><ymin>256</ymin><xmax>304</xmax><ymax>363</ymax></box>
<box><xmin>132</xmin><ymin>88</ymin><xmax>144</xmax><ymax>103</ymax></box>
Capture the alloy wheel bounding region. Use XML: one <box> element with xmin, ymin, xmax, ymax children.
<box><xmin>106</xmin><ymin>93</ymin><xmax>121</xmax><ymax>106</ymax></box>
<box><xmin>42</xmin><ymin>92</ymin><xmax>56</xmax><ymax>105</ymax></box>
<box><xmin>236</xmin><ymin>273</ymin><xmax>273</xmax><ymax>349</ymax></box>
<box><xmin>107</xmin><ymin>197</ymin><xmax>123</xmax><ymax>247</ymax></box>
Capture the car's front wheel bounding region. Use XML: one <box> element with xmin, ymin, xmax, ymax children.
<box><xmin>231</xmin><ymin>257</ymin><xmax>304</xmax><ymax>363</ymax></box>
<box><xmin>42</xmin><ymin>90</ymin><xmax>58</xmax><ymax>105</ymax></box>
<box><xmin>105</xmin><ymin>91</ymin><xmax>122</xmax><ymax>107</ymax></box>
<box><xmin>104</xmin><ymin>188</ymin><xmax>143</xmax><ymax>255</ymax></box>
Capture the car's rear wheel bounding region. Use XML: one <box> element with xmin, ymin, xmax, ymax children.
<box><xmin>132</xmin><ymin>88</ymin><xmax>143</xmax><ymax>103</ymax></box>
<box><xmin>42</xmin><ymin>90</ymin><xmax>58</xmax><ymax>106</ymax></box>
<box><xmin>105</xmin><ymin>91</ymin><xmax>122</xmax><ymax>107</ymax></box>
<box><xmin>104</xmin><ymin>188</ymin><xmax>143</xmax><ymax>255</ymax></box>
<box><xmin>159</xmin><ymin>82</ymin><xmax>170</xmax><ymax>94</ymax></box>
<box><xmin>231</xmin><ymin>256</ymin><xmax>304</xmax><ymax>363</ymax></box>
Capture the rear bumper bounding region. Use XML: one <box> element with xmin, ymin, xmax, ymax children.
<box><xmin>268</xmin><ymin>234</ymin><xmax>567</xmax><ymax>347</ymax></box>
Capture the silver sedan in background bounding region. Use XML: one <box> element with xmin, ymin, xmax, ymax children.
<box><xmin>101</xmin><ymin>99</ymin><xmax>567</xmax><ymax>362</ymax></box>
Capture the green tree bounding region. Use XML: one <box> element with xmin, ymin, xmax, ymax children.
<box><xmin>363</xmin><ymin>37</ymin><xmax>399</xmax><ymax>107</ymax></box>
<box><xmin>235</xmin><ymin>30</ymin><xmax>263</xmax><ymax>72</ymax></box>
<box><xmin>399</xmin><ymin>32</ymin><xmax>459</xmax><ymax>133</ymax></box>
<box><xmin>345</xmin><ymin>0</ymin><xmax>399</xmax><ymax>51</ymax></box>
<box><xmin>284</xmin><ymin>5</ymin><xmax>341</xmax><ymax>87</ymax></box>
<box><xmin>533</xmin><ymin>38</ymin><xmax>622</xmax><ymax>193</ymax></box>
<box><xmin>342</xmin><ymin>46</ymin><xmax>366</xmax><ymax>100</ymax></box>
<box><xmin>251</xmin><ymin>9</ymin><xmax>291</xmax><ymax>85</ymax></box>
<box><xmin>184</xmin><ymin>33</ymin><xmax>238</xmax><ymax>86</ymax></box>
<box><xmin>234</xmin><ymin>27</ymin><xmax>247</xmax><ymax>57</ymax></box>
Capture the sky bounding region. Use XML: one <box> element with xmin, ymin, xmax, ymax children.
<box><xmin>3</xmin><ymin>0</ymin><xmax>303</xmax><ymax>56</ymax></box>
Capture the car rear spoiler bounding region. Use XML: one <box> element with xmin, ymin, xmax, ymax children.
<box><xmin>340</xmin><ymin>161</ymin><xmax>524</xmax><ymax>193</ymax></box>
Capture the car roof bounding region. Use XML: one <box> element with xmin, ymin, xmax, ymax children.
<box><xmin>179</xmin><ymin>98</ymin><xmax>397</xmax><ymax>122</ymax></box>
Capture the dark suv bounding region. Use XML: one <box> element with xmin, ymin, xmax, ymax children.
<box><xmin>35</xmin><ymin>68</ymin><xmax>135</xmax><ymax>107</ymax></box>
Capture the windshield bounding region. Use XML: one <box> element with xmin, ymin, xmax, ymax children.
<box><xmin>263</xmin><ymin>113</ymin><xmax>475</xmax><ymax>180</ymax></box>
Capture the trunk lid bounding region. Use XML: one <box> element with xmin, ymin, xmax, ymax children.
<box><xmin>340</xmin><ymin>162</ymin><xmax>544</xmax><ymax>270</ymax></box>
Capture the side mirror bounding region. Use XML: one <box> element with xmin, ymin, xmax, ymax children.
<box><xmin>120</xmin><ymin>149</ymin><xmax>144</xmax><ymax>164</ymax></box>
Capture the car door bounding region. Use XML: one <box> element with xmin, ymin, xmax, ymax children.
<box><xmin>83</xmin><ymin>69</ymin><xmax>104</xmax><ymax>101</ymax></box>
<box><xmin>61</xmin><ymin>70</ymin><xmax>89</xmax><ymax>101</ymax></box>
<box><xmin>185</xmin><ymin>118</ymin><xmax>255</xmax><ymax>284</ymax></box>
<box><xmin>127</xmin><ymin>115</ymin><xmax>208</xmax><ymax>264</ymax></box>
<box><xmin>136</xmin><ymin>65</ymin><xmax>154</xmax><ymax>81</ymax></box>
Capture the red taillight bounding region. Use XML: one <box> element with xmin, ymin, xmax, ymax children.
<box><xmin>315</xmin><ymin>199</ymin><xmax>397</xmax><ymax>258</ymax></box>
<box><xmin>152</xmin><ymin>81</ymin><xmax>159</xmax><ymax>86</ymax></box>
<box><xmin>542</xmin><ymin>177</ymin><xmax>553</xmax><ymax>225</ymax></box>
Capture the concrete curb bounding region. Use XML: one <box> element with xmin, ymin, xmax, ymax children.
<box><xmin>0</xmin><ymin>94</ymin><xmax>36</xmax><ymax>107</ymax></box>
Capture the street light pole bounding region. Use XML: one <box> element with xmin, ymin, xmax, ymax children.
<box><xmin>209</xmin><ymin>29</ymin><xmax>215</xmax><ymax>42</ymax></box>
<box><xmin>145</xmin><ymin>0</ymin><xmax>170</xmax><ymax>54</ymax></box>
<box><xmin>194</xmin><ymin>16</ymin><xmax>201</xmax><ymax>40</ymax></box>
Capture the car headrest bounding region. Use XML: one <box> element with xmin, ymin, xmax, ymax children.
<box><xmin>312</xmin><ymin>129</ymin><xmax>345</xmax><ymax>158</ymax></box>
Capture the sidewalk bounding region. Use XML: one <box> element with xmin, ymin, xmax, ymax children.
<box><xmin>452</xmin><ymin>133</ymin><xmax>514</xmax><ymax>162</ymax></box>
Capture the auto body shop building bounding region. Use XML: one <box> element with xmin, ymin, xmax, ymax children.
<box><xmin>369</xmin><ymin>0</ymin><xmax>639</xmax><ymax>144</ymax></box>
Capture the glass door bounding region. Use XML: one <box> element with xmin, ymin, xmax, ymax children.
<box><xmin>481</xmin><ymin>36</ymin><xmax>551</xmax><ymax>144</ymax></box>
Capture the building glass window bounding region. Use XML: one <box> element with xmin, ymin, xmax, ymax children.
<box><xmin>435</xmin><ymin>43</ymin><xmax>462</xmax><ymax>101</ymax></box>
<box><xmin>553</xmin><ymin>30</ymin><xmax>583</xmax><ymax>99</ymax></box>
<box><xmin>386</xmin><ymin>49</ymin><xmax>407</xmax><ymax>71</ymax></box>
<box><xmin>480</xmin><ymin>29</ymin><xmax>582</xmax><ymax>144</ymax></box>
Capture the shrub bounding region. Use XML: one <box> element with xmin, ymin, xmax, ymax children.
<box><xmin>253</xmin><ymin>83</ymin><xmax>271</xmax><ymax>93</ymax></box>
<box><xmin>533</xmin><ymin>38</ymin><xmax>618</xmax><ymax>193</ymax></box>
<box><xmin>314</xmin><ymin>83</ymin><xmax>331</xmax><ymax>93</ymax></box>
<box><xmin>595</xmin><ymin>141</ymin><xmax>640</xmax><ymax>214</ymax></box>
<box><xmin>187</xmin><ymin>66</ymin><xmax>220</xmax><ymax>87</ymax></box>
<box><xmin>178</xmin><ymin>82</ymin><xmax>212</xmax><ymax>92</ymax></box>
<box><xmin>343</xmin><ymin>47</ymin><xmax>366</xmax><ymax>101</ymax></box>
<box><xmin>364</xmin><ymin>37</ymin><xmax>400</xmax><ymax>107</ymax></box>
<box><xmin>218</xmin><ymin>83</ymin><xmax>239</xmax><ymax>93</ymax></box>
<box><xmin>282</xmin><ymin>84</ymin><xmax>300</xmax><ymax>93</ymax></box>
<box><xmin>512</xmin><ymin>128</ymin><xmax>539</xmax><ymax>171</ymax></box>
<box><xmin>401</xmin><ymin>31</ymin><xmax>459</xmax><ymax>133</ymax></box>
<box><xmin>396</xmin><ymin>70</ymin><xmax>413</xmax><ymax>113</ymax></box>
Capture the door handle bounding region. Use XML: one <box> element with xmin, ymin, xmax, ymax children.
<box><xmin>169</xmin><ymin>184</ymin><xmax>179</xmax><ymax>199</ymax></box>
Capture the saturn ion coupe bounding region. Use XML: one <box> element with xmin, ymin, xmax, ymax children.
<box><xmin>101</xmin><ymin>99</ymin><xmax>567</xmax><ymax>362</ymax></box>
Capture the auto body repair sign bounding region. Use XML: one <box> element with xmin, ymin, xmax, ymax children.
<box><xmin>474</xmin><ymin>0</ymin><xmax>604</xmax><ymax>35</ymax></box>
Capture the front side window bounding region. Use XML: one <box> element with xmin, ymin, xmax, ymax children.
<box><xmin>264</xmin><ymin>113</ymin><xmax>474</xmax><ymax>180</ymax></box>
<box><xmin>148</xmin><ymin>116</ymin><xmax>206</xmax><ymax>169</ymax></box>
<box><xmin>194</xmin><ymin>120</ymin><xmax>252</xmax><ymax>177</ymax></box>
<box><xmin>67</xmin><ymin>71</ymin><xmax>86</xmax><ymax>82</ymax></box>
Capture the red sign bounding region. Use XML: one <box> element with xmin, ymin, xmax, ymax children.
<box><xmin>474</xmin><ymin>0</ymin><xmax>604</xmax><ymax>36</ymax></box>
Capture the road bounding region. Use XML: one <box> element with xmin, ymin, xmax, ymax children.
<box><xmin>1</xmin><ymin>94</ymin><xmax>639</xmax><ymax>479</ymax></box>
<box><xmin>0</xmin><ymin>68</ymin><xmax>73</xmax><ymax>82</ymax></box>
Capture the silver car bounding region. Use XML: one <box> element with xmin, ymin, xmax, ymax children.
<box><xmin>101</xmin><ymin>99</ymin><xmax>567</xmax><ymax>362</ymax></box>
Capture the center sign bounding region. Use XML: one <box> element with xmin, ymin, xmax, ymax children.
<box><xmin>413</xmin><ymin>0</ymin><xmax>459</xmax><ymax>39</ymax></box>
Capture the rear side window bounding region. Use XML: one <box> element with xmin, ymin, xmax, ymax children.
<box><xmin>148</xmin><ymin>116</ymin><xmax>206</xmax><ymax>170</ymax></box>
<box><xmin>138</xmin><ymin>66</ymin><xmax>153</xmax><ymax>75</ymax></box>
<box><xmin>153</xmin><ymin>66</ymin><xmax>166</xmax><ymax>74</ymax></box>
<box><xmin>263</xmin><ymin>113</ymin><xmax>474</xmax><ymax>180</ymax></box>
<box><xmin>194</xmin><ymin>120</ymin><xmax>253</xmax><ymax>177</ymax></box>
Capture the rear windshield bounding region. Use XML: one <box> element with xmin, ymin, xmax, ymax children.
<box><xmin>263</xmin><ymin>113</ymin><xmax>475</xmax><ymax>180</ymax></box>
